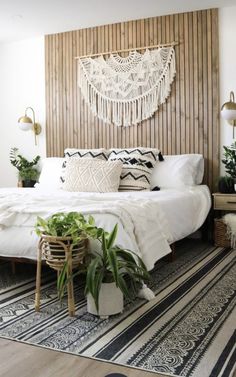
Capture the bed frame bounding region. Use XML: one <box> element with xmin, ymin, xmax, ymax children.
<box><xmin>2</xmin><ymin>243</ymin><xmax>176</xmax><ymax>274</ymax></box>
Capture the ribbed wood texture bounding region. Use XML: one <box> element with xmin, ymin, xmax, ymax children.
<box><xmin>45</xmin><ymin>9</ymin><xmax>219</xmax><ymax>191</ymax></box>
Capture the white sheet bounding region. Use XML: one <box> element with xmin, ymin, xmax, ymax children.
<box><xmin>0</xmin><ymin>186</ymin><xmax>211</xmax><ymax>270</ymax></box>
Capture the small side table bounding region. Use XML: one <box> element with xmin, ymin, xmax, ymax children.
<box><xmin>35</xmin><ymin>235</ymin><xmax>87</xmax><ymax>317</ymax></box>
<box><xmin>212</xmin><ymin>192</ymin><xmax>236</xmax><ymax>247</ymax></box>
<box><xmin>212</xmin><ymin>192</ymin><xmax>236</xmax><ymax>212</ymax></box>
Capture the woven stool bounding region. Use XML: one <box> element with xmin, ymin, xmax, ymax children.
<box><xmin>35</xmin><ymin>235</ymin><xmax>87</xmax><ymax>316</ymax></box>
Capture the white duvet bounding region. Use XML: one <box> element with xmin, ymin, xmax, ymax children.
<box><xmin>0</xmin><ymin>186</ymin><xmax>211</xmax><ymax>270</ymax></box>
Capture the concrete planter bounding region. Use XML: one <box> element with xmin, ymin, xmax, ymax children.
<box><xmin>87</xmin><ymin>282</ymin><xmax>123</xmax><ymax>318</ymax></box>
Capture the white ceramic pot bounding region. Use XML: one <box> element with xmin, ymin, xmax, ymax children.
<box><xmin>87</xmin><ymin>282</ymin><xmax>123</xmax><ymax>318</ymax></box>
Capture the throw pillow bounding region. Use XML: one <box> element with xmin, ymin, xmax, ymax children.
<box><xmin>64</xmin><ymin>148</ymin><xmax>108</xmax><ymax>161</ymax></box>
<box><xmin>61</xmin><ymin>148</ymin><xmax>108</xmax><ymax>184</ymax></box>
<box><xmin>150</xmin><ymin>154</ymin><xmax>204</xmax><ymax>189</ymax></box>
<box><xmin>35</xmin><ymin>157</ymin><xmax>64</xmax><ymax>190</ymax></box>
<box><xmin>62</xmin><ymin>158</ymin><xmax>123</xmax><ymax>192</ymax></box>
<box><xmin>108</xmin><ymin>147</ymin><xmax>161</xmax><ymax>191</ymax></box>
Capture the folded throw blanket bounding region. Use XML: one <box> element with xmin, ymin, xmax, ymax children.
<box><xmin>0</xmin><ymin>190</ymin><xmax>172</xmax><ymax>271</ymax></box>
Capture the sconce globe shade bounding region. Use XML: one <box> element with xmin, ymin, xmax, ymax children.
<box><xmin>221</xmin><ymin>108</ymin><xmax>236</xmax><ymax>122</ymax></box>
<box><xmin>18</xmin><ymin>115</ymin><xmax>32</xmax><ymax>131</ymax></box>
<box><xmin>221</xmin><ymin>91</ymin><xmax>236</xmax><ymax>122</ymax></box>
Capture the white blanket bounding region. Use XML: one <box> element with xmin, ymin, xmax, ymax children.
<box><xmin>0</xmin><ymin>189</ymin><xmax>171</xmax><ymax>270</ymax></box>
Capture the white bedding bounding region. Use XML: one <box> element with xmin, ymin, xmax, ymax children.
<box><xmin>0</xmin><ymin>186</ymin><xmax>211</xmax><ymax>270</ymax></box>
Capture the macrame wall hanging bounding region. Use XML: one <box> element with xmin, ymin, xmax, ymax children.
<box><xmin>77</xmin><ymin>44</ymin><xmax>176</xmax><ymax>127</ymax></box>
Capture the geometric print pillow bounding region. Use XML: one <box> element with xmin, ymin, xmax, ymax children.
<box><xmin>60</xmin><ymin>148</ymin><xmax>108</xmax><ymax>184</ymax></box>
<box><xmin>108</xmin><ymin>147</ymin><xmax>163</xmax><ymax>191</ymax></box>
<box><xmin>62</xmin><ymin>158</ymin><xmax>123</xmax><ymax>193</ymax></box>
<box><xmin>64</xmin><ymin>148</ymin><xmax>108</xmax><ymax>160</ymax></box>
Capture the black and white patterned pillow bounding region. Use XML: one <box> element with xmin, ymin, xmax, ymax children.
<box><xmin>108</xmin><ymin>147</ymin><xmax>163</xmax><ymax>191</ymax></box>
<box><xmin>64</xmin><ymin>148</ymin><xmax>108</xmax><ymax>160</ymax></box>
<box><xmin>61</xmin><ymin>148</ymin><xmax>108</xmax><ymax>183</ymax></box>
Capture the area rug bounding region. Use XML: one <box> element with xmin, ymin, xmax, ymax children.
<box><xmin>0</xmin><ymin>240</ymin><xmax>235</xmax><ymax>377</ymax></box>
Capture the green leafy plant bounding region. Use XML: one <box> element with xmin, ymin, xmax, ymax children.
<box><xmin>84</xmin><ymin>223</ymin><xmax>150</xmax><ymax>312</ymax></box>
<box><xmin>35</xmin><ymin>212</ymin><xmax>100</xmax><ymax>245</ymax></box>
<box><xmin>222</xmin><ymin>144</ymin><xmax>236</xmax><ymax>179</ymax></box>
<box><xmin>35</xmin><ymin>212</ymin><xmax>106</xmax><ymax>299</ymax></box>
<box><xmin>35</xmin><ymin>212</ymin><xmax>150</xmax><ymax>311</ymax></box>
<box><xmin>218</xmin><ymin>175</ymin><xmax>235</xmax><ymax>193</ymax></box>
<box><xmin>10</xmin><ymin>147</ymin><xmax>40</xmax><ymax>182</ymax></box>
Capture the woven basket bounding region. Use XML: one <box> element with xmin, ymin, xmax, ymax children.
<box><xmin>214</xmin><ymin>218</ymin><xmax>231</xmax><ymax>247</ymax></box>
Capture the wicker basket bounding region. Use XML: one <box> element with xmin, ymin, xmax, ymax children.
<box><xmin>214</xmin><ymin>218</ymin><xmax>231</xmax><ymax>247</ymax></box>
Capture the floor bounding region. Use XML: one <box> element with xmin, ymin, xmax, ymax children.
<box><xmin>0</xmin><ymin>338</ymin><xmax>165</xmax><ymax>377</ymax></box>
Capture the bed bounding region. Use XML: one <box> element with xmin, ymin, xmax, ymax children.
<box><xmin>0</xmin><ymin>149</ymin><xmax>211</xmax><ymax>271</ymax></box>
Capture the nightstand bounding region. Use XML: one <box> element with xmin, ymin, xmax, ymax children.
<box><xmin>212</xmin><ymin>193</ymin><xmax>236</xmax><ymax>211</ymax></box>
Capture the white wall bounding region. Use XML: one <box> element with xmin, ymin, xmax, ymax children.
<box><xmin>0</xmin><ymin>37</ymin><xmax>46</xmax><ymax>187</ymax></box>
<box><xmin>219</xmin><ymin>6</ymin><xmax>236</xmax><ymax>173</ymax></box>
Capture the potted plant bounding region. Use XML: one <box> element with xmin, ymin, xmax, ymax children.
<box><xmin>35</xmin><ymin>212</ymin><xmax>150</xmax><ymax>317</ymax></box>
<box><xmin>218</xmin><ymin>176</ymin><xmax>235</xmax><ymax>193</ymax></box>
<box><xmin>35</xmin><ymin>212</ymin><xmax>103</xmax><ymax>299</ymax></box>
<box><xmin>10</xmin><ymin>147</ymin><xmax>40</xmax><ymax>187</ymax></box>
<box><xmin>35</xmin><ymin>212</ymin><xmax>97</xmax><ymax>244</ymax></box>
<box><xmin>84</xmin><ymin>223</ymin><xmax>150</xmax><ymax>317</ymax></box>
<box><xmin>222</xmin><ymin>143</ymin><xmax>236</xmax><ymax>191</ymax></box>
<box><xmin>35</xmin><ymin>211</ymin><xmax>98</xmax><ymax>267</ymax></box>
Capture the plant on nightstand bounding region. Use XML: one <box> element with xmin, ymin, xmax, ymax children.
<box><xmin>10</xmin><ymin>147</ymin><xmax>40</xmax><ymax>187</ymax></box>
<box><xmin>218</xmin><ymin>176</ymin><xmax>235</xmax><ymax>194</ymax></box>
<box><xmin>220</xmin><ymin>144</ymin><xmax>236</xmax><ymax>193</ymax></box>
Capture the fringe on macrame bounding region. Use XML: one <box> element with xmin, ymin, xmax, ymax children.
<box><xmin>78</xmin><ymin>47</ymin><xmax>176</xmax><ymax>127</ymax></box>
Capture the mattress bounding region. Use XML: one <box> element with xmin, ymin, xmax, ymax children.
<box><xmin>0</xmin><ymin>186</ymin><xmax>211</xmax><ymax>270</ymax></box>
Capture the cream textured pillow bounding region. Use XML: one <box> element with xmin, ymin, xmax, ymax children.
<box><xmin>61</xmin><ymin>148</ymin><xmax>108</xmax><ymax>184</ymax></box>
<box><xmin>62</xmin><ymin>158</ymin><xmax>123</xmax><ymax>192</ymax></box>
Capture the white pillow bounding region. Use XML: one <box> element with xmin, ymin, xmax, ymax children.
<box><xmin>150</xmin><ymin>154</ymin><xmax>204</xmax><ymax>189</ymax></box>
<box><xmin>62</xmin><ymin>158</ymin><xmax>123</xmax><ymax>192</ymax></box>
<box><xmin>36</xmin><ymin>157</ymin><xmax>64</xmax><ymax>190</ymax></box>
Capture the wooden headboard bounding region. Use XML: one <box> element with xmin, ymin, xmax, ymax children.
<box><xmin>45</xmin><ymin>8</ymin><xmax>219</xmax><ymax>191</ymax></box>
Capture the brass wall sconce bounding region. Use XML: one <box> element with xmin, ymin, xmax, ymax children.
<box><xmin>221</xmin><ymin>91</ymin><xmax>236</xmax><ymax>138</ymax></box>
<box><xmin>18</xmin><ymin>107</ymin><xmax>42</xmax><ymax>145</ymax></box>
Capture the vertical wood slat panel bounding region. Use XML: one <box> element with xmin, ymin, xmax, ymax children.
<box><xmin>188</xmin><ymin>12</ymin><xmax>194</xmax><ymax>153</ymax></box>
<box><xmin>45</xmin><ymin>36</ymin><xmax>50</xmax><ymax>155</ymax></box>
<box><xmin>193</xmin><ymin>11</ymin><xmax>198</xmax><ymax>155</ymax></box>
<box><xmin>174</xmin><ymin>14</ymin><xmax>180</xmax><ymax>155</ymax></box>
<box><xmin>211</xmin><ymin>9</ymin><xmax>219</xmax><ymax>190</ymax></box>
<box><xmin>202</xmin><ymin>11</ymin><xmax>209</xmax><ymax>185</ymax></box>
<box><xmin>45</xmin><ymin>9</ymin><xmax>219</xmax><ymax>191</ymax></box>
<box><xmin>179</xmin><ymin>13</ymin><xmax>185</xmax><ymax>155</ymax></box>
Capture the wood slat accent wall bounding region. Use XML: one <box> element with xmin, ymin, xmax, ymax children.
<box><xmin>45</xmin><ymin>9</ymin><xmax>219</xmax><ymax>191</ymax></box>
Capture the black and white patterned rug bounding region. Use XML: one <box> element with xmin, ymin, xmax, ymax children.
<box><xmin>0</xmin><ymin>240</ymin><xmax>235</xmax><ymax>377</ymax></box>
